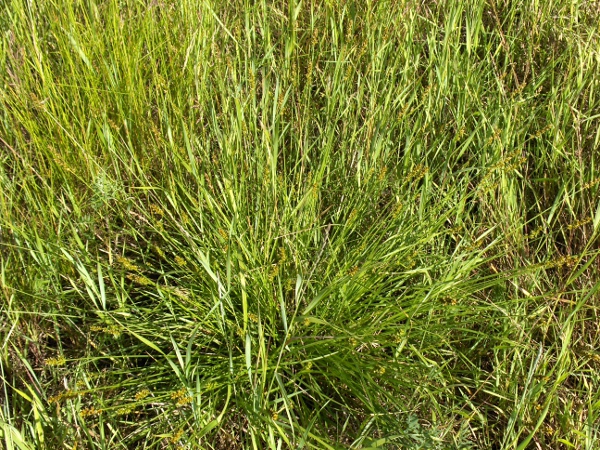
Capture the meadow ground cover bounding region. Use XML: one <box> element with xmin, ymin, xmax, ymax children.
<box><xmin>1</xmin><ymin>0</ymin><xmax>600</xmax><ymax>448</ymax></box>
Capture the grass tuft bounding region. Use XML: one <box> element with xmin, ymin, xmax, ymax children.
<box><xmin>1</xmin><ymin>0</ymin><xmax>600</xmax><ymax>448</ymax></box>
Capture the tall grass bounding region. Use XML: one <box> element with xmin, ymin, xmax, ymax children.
<box><xmin>1</xmin><ymin>0</ymin><xmax>599</xmax><ymax>448</ymax></box>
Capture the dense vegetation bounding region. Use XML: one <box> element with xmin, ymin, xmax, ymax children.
<box><xmin>1</xmin><ymin>0</ymin><xmax>599</xmax><ymax>448</ymax></box>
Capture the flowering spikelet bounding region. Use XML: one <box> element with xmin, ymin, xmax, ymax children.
<box><xmin>48</xmin><ymin>394</ymin><xmax>62</xmax><ymax>404</ymax></box>
<box><xmin>397</xmin><ymin>102</ymin><xmax>412</xmax><ymax>121</ymax></box>
<box><xmin>50</xmin><ymin>390</ymin><xmax>82</xmax><ymax>404</ymax></box>
<box><xmin>583</xmin><ymin>177</ymin><xmax>600</xmax><ymax>190</ymax></box>
<box><xmin>405</xmin><ymin>251</ymin><xmax>418</xmax><ymax>269</ymax></box>
<box><xmin>116</xmin><ymin>256</ymin><xmax>140</xmax><ymax>272</ymax></box>
<box><xmin>311</xmin><ymin>182</ymin><xmax>319</xmax><ymax>197</ymax></box>
<box><xmin>534</xmin><ymin>124</ymin><xmax>553</xmax><ymax>138</ymax></box>
<box><xmin>174</xmin><ymin>255</ymin><xmax>188</xmax><ymax>267</ymax></box>
<box><xmin>204</xmin><ymin>173</ymin><xmax>214</xmax><ymax>191</ymax></box>
<box><xmin>567</xmin><ymin>217</ymin><xmax>592</xmax><ymax>230</ymax></box>
<box><xmin>88</xmin><ymin>324</ymin><xmax>121</xmax><ymax>337</ymax></box>
<box><xmin>284</xmin><ymin>277</ymin><xmax>294</xmax><ymax>292</ymax></box>
<box><xmin>249</xmin><ymin>67</ymin><xmax>256</xmax><ymax>92</ymax></box>
<box><xmin>116</xmin><ymin>406</ymin><xmax>133</xmax><ymax>415</ymax></box>
<box><xmin>46</xmin><ymin>356</ymin><xmax>66</xmax><ymax>367</ymax></box>
<box><xmin>181</xmin><ymin>212</ymin><xmax>191</xmax><ymax>226</ymax></box>
<box><xmin>454</xmin><ymin>126</ymin><xmax>466</xmax><ymax>141</ymax></box>
<box><xmin>477</xmin><ymin>149</ymin><xmax>526</xmax><ymax>193</ymax></box>
<box><xmin>378</xmin><ymin>166</ymin><xmax>388</xmax><ymax>182</ymax></box>
<box><xmin>135</xmin><ymin>389</ymin><xmax>150</xmax><ymax>401</ymax></box>
<box><xmin>406</xmin><ymin>164</ymin><xmax>428</xmax><ymax>182</ymax></box>
<box><xmin>348</xmin><ymin>208</ymin><xmax>358</xmax><ymax>222</ymax></box>
<box><xmin>59</xmin><ymin>389</ymin><xmax>84</xmax><ymax>400</ymax></box>
<box><xmin>357</xmin><ymin>241</ymin><xmax>368</xmax><ymax>253</ymax></box>
<box><xmin>504</xmin><ymin>156</ymin><xmax>527</xmax><ymax>172</ymax></box>
<box><xmin>525</xmin><ymin>226</ymin><xmax>544</xmax><ymax>240</ymax></box>
<box><xmin>171</xmin><ymin>387</ymin><xmax>192</xmax><ymax>406</ymax></box>
<box><xmin>393</xmin><ymin>329</ymin><xmax>406</xmax><ymax>344</ymax></box>
<box><xmin>278</xmin><ymin>246</ymin><xmax>287</xmax><ymax>263</ymax></box>
<box><xmin>204</xmin><ymin>381</ymin><xmax>218</xmax><ymax>391</ymax></box>
<box><xmin>104</xmin><ymin>325</ymin><xmax>122</xmax><ymax>337</ymax></box>
<box><xmin>149</xmin><ymin>204</ymin><xmax>164</xmax><ymax>216</ymax></box>
<box><xmin>485</xmin><ymin>127</ymin><xmax>502</xmax><ymax>145</ymax></box>
<box><xmin>392</xmin><ymin>201</ymin><xmax>403</xmax><ymax>218</ymax></box>
<box><xmin>306</xmin><ymin>60</ymin><xmax>314</xmax><ymax>83</ymax></box>
<box><xmin>80</xmin><ymin>407</ymin><xmax>102</xmax><ymax>418</ymax></box>
<box><xmin>171</xmin><ymin>429</ymin><xmax>184</xmax><ymax>444</ymax></box>
<box><xmin>171</xmin><ymin>387</ymin><xmax>187</xmax><ymax>400</ymax></box>
<box><xmin>268</xmin><ymin>264</ymin><xmax>280</xmax><ymax>280</ymax></box>
<box><xmin>126</xmin><ymin>273</ymin><xmax>153</xmax><ymax>286</ymax></box>
<box><xmin>545</xmin><ymin>255</ymin><xmax>578</xmax><ymax>269</ymax></box>
<box><xmin>176</xmin><ymin>396</ymin><xmax>192</xmax><ymax>406</ymax></box>
<box><xmin>312</xmin><ymin>27</ymin><xmax>319</xmax><ymax>45</ymax></box>
<box><xmin>345</xmin><ymin>63</ymin><xmax>354</xmax><ymax>82</ymax></box>
<box><xmin>153</xmin><ymin>245</ymin><xmax>166</xmax><ymax>259</ymax></box>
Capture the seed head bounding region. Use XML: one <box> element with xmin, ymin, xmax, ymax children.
<box><xmin>135</xmin><ymin>389</ymin><xmax>151</xmax><ymax>401</ymax></box>
<box><xmin>46</xmin><ymin>356</ymin><xmax>67</xmax><ymax>367</ymax></box>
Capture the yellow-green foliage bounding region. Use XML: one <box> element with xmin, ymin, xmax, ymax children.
<box><xmin>1</xmin><ymin>0</ymin><xmax>599</xmax><ymax>449</ymax></box>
